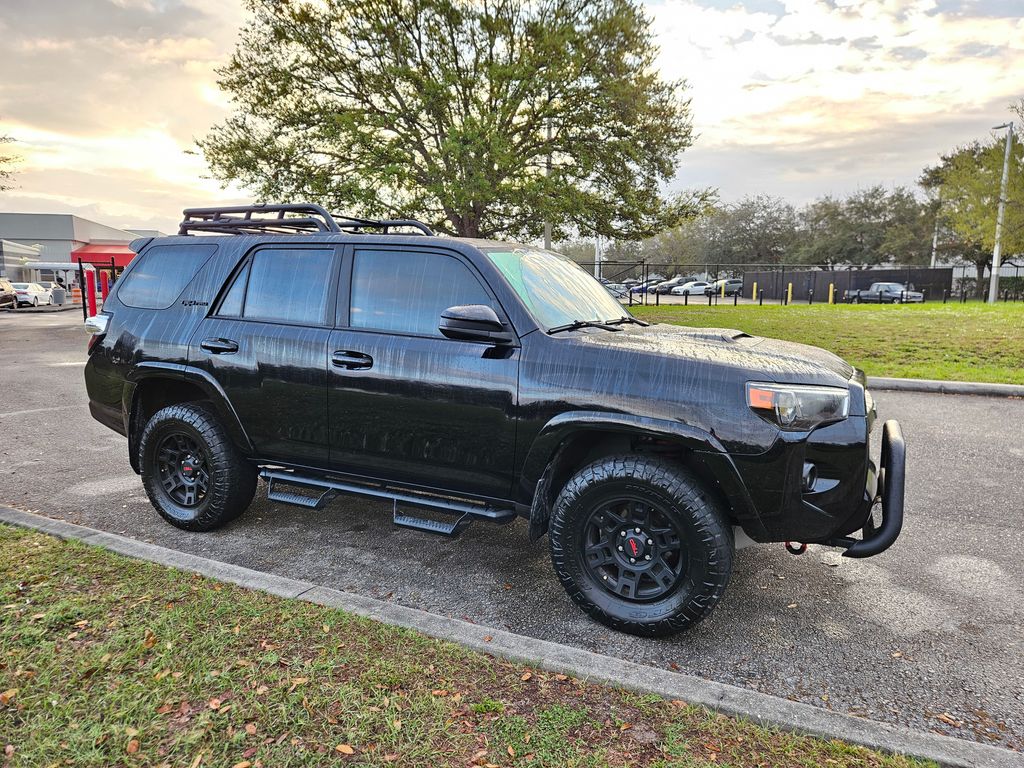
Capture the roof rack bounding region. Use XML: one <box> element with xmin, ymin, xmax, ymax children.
<box><xmin>178</xmin><ymin>203</ymin><xmax>434</xmax><ymax>237</ymax></box>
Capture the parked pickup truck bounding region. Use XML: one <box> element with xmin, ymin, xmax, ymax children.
<box><xmin>845</xmin><ymin>282</ymin><xmax>924</xmax><ymax>304</ymax></box>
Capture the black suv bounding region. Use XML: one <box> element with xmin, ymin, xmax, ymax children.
<box><xmin>84</xmin><ymin>204</ymin><xmax>905</xmax><ymax>636</ymax></box>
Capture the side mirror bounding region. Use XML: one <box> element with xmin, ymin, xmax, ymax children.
<box><xmin>439</xmin><ymin>304</ymin><xmax>514</xmax><ymax>344</ymax></box>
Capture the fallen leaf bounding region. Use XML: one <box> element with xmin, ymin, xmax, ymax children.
<box><xmin>232</xmin><ymin>762</ymin><xmax>252</xmax><ymax>768</ymax></box>
<box><xmin>384</xmin><ymin>754</ymin><xmax>399</xmax><ymax>762</ymax></box>
<box><xmin>554</xmin><ymin>674</ymin><xmax>568</xmax><ymax>681</ymax></box>
<box><xmin>520</xmin><ymin>672</ymin><xmax>532</xmax><ymax>681</ymax></box>
<box><xmin>322</xmin><ymin>624</ymin><xmax>331</xmax><ymax>633</ymax></box>
<box><xmin>620</xmin><ymin>722</ymin><xmax>632</xmax><ymax>731</ymax></box>
<box><xmin>0</xmin><ymin>690</ymin><xmax>17</xmax><ymax>705</ymax></box>
<box><xmin>936</xmin><ymin>712</ymin><xmax>962</xmax><ymax>727</ymax></box>
<box><xmin>154</xmin><ymin>670</ymin><xmax>170</xmax><ymax>681</ymax></box>
<box><xmin>208</xmin><ymin>698</ymin><xmax>221</xmax><ymax>710</ymax></box>
<box><xmin>668</xmin><ymin>662</ymin><xmax>680</xmax><ymax>671</ymax></box>
<box><xmin>233</xmin><ymin>625</ymin><xmax>240</xmax><ymax>635</ymax></box>
<box><xmin>891</xmin><ymin>651</ymin><xmax>903</xmax><ymax>658</ymax></box>
<box><xmin>3</xmin><ymin>745</ymin><xmax>12</xmax><ymax>757</ymax></box>
<box><xmin>508</xmin><ymin>745</ymin><xmax>516</xmax><ymax>757</ymax></box>
<box><xmin>335</xmin><ymin>744</ymin><xmax>355</xmax><ymax>754</ymax></box>
<box><xmin>255</xmin><ymin>685</ymin><xmax>269</xmax><ymax>696</ymax></box>
<box><xmin>431</xmin><ymin>689</ymin><xmax>448</xmax><ymax>697</ymax></box>
<box><xmin>244</xmin><ymin>723</ymin><xmax>257</xmax><ymax>736</ymax></box>
<box><xmin>786</xmin><ymin>603</ymin><xmax>798</xmax><ymax>609</ymax></box>
<box><xmin>66</xmin><ymin>631</ymin><xmax>79</xmax><ymax>640</ymax></box>
<box><xmin>142</xmin><ymin>629</ymin><xmax>157</xmax><ymax>649</ymax></box>
<box><xmin>189</xmin><ymin>752</ymin><xmax>203</xmax><ymax>768</ymax></box>
<box><xmin>483</xmin><ymin>635</ymin><xmax>493</xmax><ymax>642</ymax></box>
<box><xmin>126</xmin><ymin>739</ymin><xmax>140</xmax><ymax>754</ymax></box>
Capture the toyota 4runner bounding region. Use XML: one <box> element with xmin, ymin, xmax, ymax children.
<box><xmin>84</xmin><ymin>204</ymin><xmax>905</xmax><ymax>636</ymax></box>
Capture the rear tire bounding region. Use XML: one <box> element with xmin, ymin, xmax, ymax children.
<box><xmin>549</xmin><ymin>455</ymin><xmax>733</xmax><ymax>637</ymax></box>
<box><xmin>139</xmin><ymin>402</ymin><xmax>256</xmax><ymax>531</ymax></box>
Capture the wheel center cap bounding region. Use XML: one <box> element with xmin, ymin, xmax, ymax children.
<box><xmin>181</xmin><ymin>458</ymin><xmax>197</xmax><ymax>478</ymax></box>
<box><xmin>623</xmin><ymin>534</ymin><xmax>647</xmax><ymax>559</ymax></box>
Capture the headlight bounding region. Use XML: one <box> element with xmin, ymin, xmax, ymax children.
<box><xmin>746</xmin><ymin>382</ymin><xmax>850</xmax><ymax>431</ymax></box>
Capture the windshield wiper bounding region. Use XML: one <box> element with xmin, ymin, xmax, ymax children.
<box><xmin>603</xmin><ymin>316</ymin><xmax>649</xmax><ymax>328</ymax></box>
<box><xmin>547</xmin><ymin>319</ymin><xmax>622</xmax><ymax>335</ymax></box>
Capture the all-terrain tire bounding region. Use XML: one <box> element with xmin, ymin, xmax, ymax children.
<box><xmin>139</xmin><ymin>402</ymin><xmax>257</xmax><ymax>531</ymax></box>
<box><xmin>549</xmin><ymin>455</ymin><xmax>733</xmax><ymax>637</ymax></box>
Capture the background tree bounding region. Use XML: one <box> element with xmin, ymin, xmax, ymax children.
<box><xmin>200</xmin><ymin>0</ymin><xmax>704</xmax><ymax>240</ymax></box>
<box><xmin>923</xmin><ymin>137</ymin><xmax>1024</xmax><ymax>297</ymax></box>
<box><xmin>794</xmin><ymin>186</ymin><xmax>930</xmax><ymax>268</ymax></box>
<box><xmin>0</xmin><ymin>133</ymin><xmax>16</xmax><ymax>192</ymax></box>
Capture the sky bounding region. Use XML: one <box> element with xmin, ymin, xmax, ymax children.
<box><xmin>0</xmin><ymin>0</ymin><xmax>1021</xmax><ymax>235</ymax></box>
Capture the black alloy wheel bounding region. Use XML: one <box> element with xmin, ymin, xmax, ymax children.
<box><xmin>580</xmin><ymin>498</ymin><xmax>686</xmax><ymax>602</ymax></box>
<box><xmin>155</xmin><ymin>431</ymin><xmax>210</xmax><ymax>508</ymax></box>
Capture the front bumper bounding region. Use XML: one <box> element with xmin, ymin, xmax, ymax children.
<box><xmin>825</xmin><ymin>419</ymin><xmax>905</xmax><ymax>557</ymax></box>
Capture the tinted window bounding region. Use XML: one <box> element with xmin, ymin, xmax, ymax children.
<box><xmin>243</xmin><ymin>248</ymin><xmax>334</xmax><ymax>325</ymax></box>
<box><xmin>217</xmin><ymin>262</ymin><xmax>250</xmax><ymax>318</ymax></box>
<box><xmin>117</xmin><ymin>244</ymin><xmax>217</xmax><ymax>309</ymax></box>
<box><xmin>350</xmin><ymin>250</ymin><xmax>491</xmax><ymax>336</ymax></box>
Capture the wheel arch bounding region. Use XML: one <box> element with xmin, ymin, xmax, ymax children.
<box><xmin>521</xmin><ymin>412</ymin><xmax>763</xmax><ymax>542</ymax></box>
<box><xmin>125</xmin><ymin>363</ymin><xmax>252</xmax><ymax>473</ymax></box>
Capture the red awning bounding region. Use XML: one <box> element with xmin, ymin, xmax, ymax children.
<box><xmin>70</xmin><ymin>244</ymin><xmax>136</xmax><ymax>268</ymax></box>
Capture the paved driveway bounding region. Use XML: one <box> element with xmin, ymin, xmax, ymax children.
<box><xmin>2</xmin><ymin>310</ymin><xmax>1022</xmax><ymax>750</ymax></box>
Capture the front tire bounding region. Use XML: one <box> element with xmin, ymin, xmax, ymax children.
<box><xmin>139</xmin><ymin>402</ymin><xmax>257</xmax><ymax>531</ymax></box>
<box><xmin>549</xmin><ymin>455</ymin><xmax>733</xmax><ymax>637</ymax></box>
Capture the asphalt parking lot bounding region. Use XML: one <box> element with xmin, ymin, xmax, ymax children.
<box><xmin>2</xmin><ymin>309</ymin><xmax>1022</xmax><ymax>751</ymax></box>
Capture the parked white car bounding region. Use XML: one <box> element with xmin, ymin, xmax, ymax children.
<box><xmin>12</xmin><ymin>282</ymin><xmax>53</xmax><ymax>307</ymax></box>
<box><xmin>670</xmin><ymin>280</ymin><xmax>711</xmax><ymax>296</ymax></box>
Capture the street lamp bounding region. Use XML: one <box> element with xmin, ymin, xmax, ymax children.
<box><xmin>988</xmin><ymin>122</ymin><xmax>1014</xmax><ymax>303</ymax></box>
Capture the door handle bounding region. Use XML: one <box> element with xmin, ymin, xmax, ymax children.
<box><xmin>331</xmin><ymin>350</ymin><xmax>373</xmax><ymax>370</ymax></box>
<box><xmin>200</xmin><ymin>338</ymin><xmax>239</xmax><ymax>354</ymax></box>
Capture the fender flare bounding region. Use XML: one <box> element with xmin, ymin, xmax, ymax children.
<box><xmin>519</xmin><ymin>411</ymin><xmax>765</xmax><ymax>540</ymax></box>
<box><xmin>124</xmin><ymin>363</ymin><xmax>253</xmax><ymax>470</ymax></box>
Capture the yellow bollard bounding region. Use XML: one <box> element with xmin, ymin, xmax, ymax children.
<box><xmin>752</xmin><ymin>281</ymin><xmax>758</xmax><ymax>300</ymax></box>
<box><xmin>829</xmin><ymin>283</ymin><xmax>835</xmax><ymax>304</ymax></box>
<box><xmin>721</xmin><ymin>280</ymin><xmax>726</xmax><ymax>299</ymax></box>
<box><xmin>787</xmin><ymin>282</ymin><xmax>793</xmax><ymax>305</ymax></box>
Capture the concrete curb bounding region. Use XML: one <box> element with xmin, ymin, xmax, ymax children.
<box><xmin>1</xmin><ymin>506</ymin><xmax>1018</xmax><ymax>768</ymax></box>
<box><xmin>867</xmin><ymin>377</ymin><xmax>1024</xmax><ymax>398</ymax></box>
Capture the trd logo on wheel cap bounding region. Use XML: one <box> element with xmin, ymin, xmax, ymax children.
<box><xmin>623</xmin><ymin>534</ymin><xmax>647</xmax><ymax>559</ymax></box>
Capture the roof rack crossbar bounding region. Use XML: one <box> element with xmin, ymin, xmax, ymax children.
<box><xmin>178</xmin><ymin>203</ymin><xmax>435</xmax><ymax>237</ymax></box>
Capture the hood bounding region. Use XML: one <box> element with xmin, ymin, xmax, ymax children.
<box><xmin>574</xmin><ymin>322</ymin><xmax>855</xmax><ymax>384</ymax></box>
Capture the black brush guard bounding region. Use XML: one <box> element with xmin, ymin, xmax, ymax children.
<box><xmin>826</xmin><ymin>419</ymin><xmax>906</xmax><ymax>558</ymax></box>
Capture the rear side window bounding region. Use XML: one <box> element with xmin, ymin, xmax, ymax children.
<box><xmin>228</xmin><ymin>247</ymin><xmax>334</xmax><ymax>326</ymax></box>
<box><xmin>117</xmin><ymin>244</ymin><xmax>217</xmax><ymax>309</ymax></box>
<box><xmin>350</xmin><ymin>249</ymin><xmax>492</xmax><ymax>336</ymax></box>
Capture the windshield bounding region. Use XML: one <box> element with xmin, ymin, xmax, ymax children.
<box><xmin>483</xmin><ymin>247</ymin><xmax>632</xmax><ymax>330</ymax></box>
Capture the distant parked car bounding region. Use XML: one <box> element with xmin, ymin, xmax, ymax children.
<box><xmin>651</xmin><ymin>276</ymin><xmax>695</xmax><ymax>295</ymax></box>
<box><xmin>0</xmin><ymin>278</ymin><xmax>17</xmax><ymax>310</ymax></box>
<box><xmin>629</xmin><ymin>279</ymin><xmax>662</xmax><ymax>295</ymax></box>
<box><xmin>705</xmin><ymin>279</ymin><xmax>744</xmax><ymax>297</ymax></box>
<box><xmin>12</xmin><ymin>282</ymin><xmax>53</xmax><ymax>307</ymax></box>
<box><xmin>603</xmin><ymin>283</ymin><xmax>629</xmax><ymax>299</ymax></box>
<box><xmin>670</xmin><ymin>280</ymin><xmax>711</xmax><ymax>296</ymax></box>
<box><xmin>844</xmin><ymin>282</ymin><xmax>923</xmax><ymax>304</ymax></box>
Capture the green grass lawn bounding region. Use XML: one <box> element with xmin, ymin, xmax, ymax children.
<box><xmin>0</xmin><ymin>525</ymin><xmax>932</xmax><ymax>768</ymax></box>
<box><xmin>632</xmin><ymin>302</ymin><xmax>1024</xmax><ymax>384</ymax></box>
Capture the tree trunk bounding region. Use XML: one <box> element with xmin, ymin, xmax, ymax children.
<box><xmin>975</xmin><ymin>260</ymin><xmax>989</xmax><ymax>300</ymax></box>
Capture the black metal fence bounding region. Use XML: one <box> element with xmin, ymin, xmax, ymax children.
<box><xmin>578</xmin><ymin>260</ymin><xmax>1024</xmax><ymax>304</ymax></box>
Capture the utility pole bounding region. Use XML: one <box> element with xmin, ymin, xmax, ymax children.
<box><xmin>929</xmin><ymin>195</ymin><xmax>940</xmax><ymax>269</ymax></box>
<box><xmin>593</xmin><ymin>235</ymin><xmax>602</xmax><ymax>280</ymax></box>
<box><xmin>988</xmin><ymin>122</ymin><xmax>1014</xmax><ymax>303</ymax></box>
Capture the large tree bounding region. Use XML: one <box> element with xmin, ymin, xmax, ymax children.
<box><xmin>199</xmin><ymin>0</ymin><xmax>700</xmax><ymax>240</ymax></box>
<box><xmin>922</xmin><ymin>135</ymin><xmax>1024</xmax><ymax>297</ymax></box>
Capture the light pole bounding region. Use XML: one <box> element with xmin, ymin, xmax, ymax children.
<box><xmin>988</xmin><ymin>122</ymin><xmax>1014</xmax><ymax>303</ymax></box>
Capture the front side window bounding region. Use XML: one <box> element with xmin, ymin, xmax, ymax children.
<box><xmin>349</xmin><ymin>249</ymin><xmax>492</xmax><ymax>336</ymax></box>
<box><xmin>241</xmin><ymin>248</ymin><xmax>334</xmax><ymax>325</ymax></box>
<box><xmin>483</xmin><ymin>247</ymin><xmax>632</xmax><ymax>330</ymax></box>
<box><xmin>117</xmin><ymin>244</ymin><xmax>217</xmax><ymax>309</ymax></box>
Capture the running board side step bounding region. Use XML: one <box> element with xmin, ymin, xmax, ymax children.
<box><xmin>259</xmin><ymin>469</ymin><xmax>516</xmax><ymax>537</ymax></box>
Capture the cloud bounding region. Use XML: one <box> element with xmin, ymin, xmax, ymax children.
<box><xmin>652</xmin><ymin>0</ymin><xmax>1024</xmax><ymax>201</ymax></box>
<box><xmin>0</xmin><ymin>0</ymin><xmax>1022</xmax><ymax>233</ymax></box>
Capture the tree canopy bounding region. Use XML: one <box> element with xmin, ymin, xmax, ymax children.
<box><xmin>922</xmin><ymin>133</ymin><xmax>1023</xmax><ymax>295</ymax></box>
<box><xmin>200</xmin><ymin>0</ymin><xmax>702</xmax><ymax>240</ymax></box>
